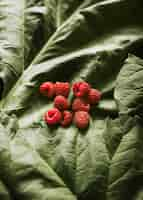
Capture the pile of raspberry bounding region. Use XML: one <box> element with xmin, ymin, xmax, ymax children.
<box><xmin>40</xmin><ymin>81</ymin><xmax>101</xmax><ymax>129</ymax></box>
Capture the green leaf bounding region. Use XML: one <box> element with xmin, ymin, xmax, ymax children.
<box><xmin>114</xmin><ymin>54</ymin><xmax>143</xmax><ymax>116</ymax></box>
<box><xmin>0</xmin><ymin>180</ymin><xmax>11</xmax><ymax>200</ymax></box>
<box><xmin>134</xmin><ymin>188</ymin><xmax>143</xmax><ymax>200</ymax></box>
<box><xmin>24</xmin><ymin>0</ymin><xmax>46</xmax><ymax>66</ymax></box>
<box><xmin>31</xmin><ymin>0</ymin><xmax>143</xmax><ymax>65</ymax></box>
<box><xmin>0</xmin><ymin>0</ymin><xmax>24</xmax><ymax>97</ymax></box>
<box><xmin>0</xmin><ymin>113</ymin><xmax>109</xmax><ymax>199</ymax></box>
<box><xmin>0</xmin><ymin>116</ymin><xmax>76</xmax><ymax>200</ymax></box>
<box><xmin>1</xmin><ymin>0</ymin><xmax>143</xmax><ymax>122</ymax></box>
<box><xmin>0</xmin><ymin>0</ymin><xmax>143</xmax><ymax>199</ymax></box>
<box><xmin>103</xmin><ymin>118</ymin><xmax>123</xmax><ymax>158</ymax></box>
<box><xmin>44</xmin><ymin>0</ymin><xmax>82</xmax><ymax>29</ymax></box>
<box><xmin>107</xmin><ymin>116</ymin><xmax>143</xmax><ymax>200</ymax></box>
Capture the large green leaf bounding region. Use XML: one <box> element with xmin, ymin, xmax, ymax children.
<box><xmin>0</xmin><ymin>0</ymin><xmax>143</xmax><ymax>199</ymax></box>
<box><xmin>1</xmin><ymin>0</ymin><xmax>143</xmax><ymax>123</ymax></box>
<box><xmin>0</xmin><ymin>0</ymin><xmax>24</xmax><ymax>97</ymax></box>
<box><xmin>107</xmin><ymin>54</ymin><xmax>143</xmax><ymax>199</ymax></box>
<box><xmin>44</xmin><ymin>0</ymin><xmax>103</xmax><ymax>31</ymax></box>
<box><xmin>31</xmin><ymin>0</ymin><xmax>143</xmax><ymax>65</ymax></box>
<box><xmin>16</xmin><ymin>117</ymin><xmax>109</xmax><ymax>199</ymax></box>
<box><xmin>114</xmin><ymin>54</ymin><xmax>143</xmax><ymax>116</ymax></box>
<box><xmin>107</xmin><ymin>116</ymin><xmax>143</xmax><ymax>200</ymax></box>
<box><xmin>44</xmin><ymin>0</ymin><xmax>82</xmax><ymax>29</ymax></box>
<box><xmin>24</xmin><ymin>0</ymin><xmax>46</xmax><ymax>66</ymax></box>
<box><xmin>0</xmin><ymin>111</ymin><xmax>109</xmax><ymax>199</ymax></box>
<box><xmin>103</xmin><ymin>118</ymin><xmax>123</xmax><ymax>159</ymax></box>
<box><xmin>0</xmin><ymin>114</ymin><xmax>76</xmax><ymax>200</ymax></box>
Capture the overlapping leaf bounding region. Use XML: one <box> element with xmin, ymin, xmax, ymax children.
<box><xmin>0</xmin><ymin>113</ymin><xmax>76</xmax><ymax>200</ymax></box>
<box><xmin>24</xmin><ymin>0</ymin><xmax>46</xmax><ymax>66</ymax></box>
<box><xmin>0</xmin><ymin>0</ymin><xmax>143</xmax><ymax>200</ymax></box>
<box><xmin>114</xmin><ymin>54</ymin><xmax>143</xmax><ymax>116</ymax></box>
<box><xmin>107</xmin><ymin>116</ymin><xmax>143</xmax><ymax>200</ymax></box>
<box><xmin>0</xmin><ymin>0</ymin><xmax>24</xmax><ymax>97</ymax></box>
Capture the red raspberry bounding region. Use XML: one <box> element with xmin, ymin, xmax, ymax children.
<box><xmin>61</xmin><ymin>111</ymin><xmax>73</xmax><ymax>127</ymax></box>
<box><xmin>40</xmin><ymin>82</ymin><xmax>55</xmax><ymax>98</ymax></box>
<box><xmin>54</xmin><ymin>95</ymin><xmax>69</xmax><ymax>110</ymax></box>
<box><xmin>55</xmin><ymin>82</ymin><xmax>70</xmax><ymax>97</ymax></box>
<box><xmin>44</xmin><ymin>108</ymin><xmax>62</xmax><ymax>125</ymax></box>
<box><xmin>72</xmin><ymin>82</ymin><xmax>90</xmax><ymax>97</ymax></box>
<box><xmin>87</xmin><ymin>89</ymin><xmax>101</xmax><ymax>104</ymax></box>
<box><xmin>74</xmin><ymin>111</ymin><xmax>90</xmax><ymax>129</ymax></box>
<box><xmin>72</xmin><ymin>98</ymin><xmax>90</xmax><ymax>112</ymax></box>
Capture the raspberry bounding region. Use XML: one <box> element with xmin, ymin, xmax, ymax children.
<box><xmin>40</xmin><ymin>82</ymin><xmax>55</xmax><ymax>98</ymax></box>
<box><xmin>54</xmin><ymin>95</ymin><xmax>69</xmax><ymax>110</ymax></box>
<box><xmin>61</xmin><ymin>111</ymin><xmax>73</xmax><ymax>127</ymax></box>
<box><xmin>44</xmin><ymin>108</ymin><xmax>62</xmax><ymax>125</ymax></box>
<box><xmin>72</xmin><ymin>98</ymin><xmax>90</xmax><ymax>112</ymax></box>
<box><xmin>55</xmin><ymin>82</ymin><xmax>70</xmax><ymax>97</ymax></box>
<box><xmin>74</xmin><ymin>111</ymin><xmax>90</xmax><ymax>129</ymax></box>
<box><xmin>87</xmin><ymin>89</ymin><xmax>101</xmax><ymax>104</ymax></box>
<box><xmin>72</xmin><ymin>82</ymin><xmax>90</xmax><ymax>97</ymax></box>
